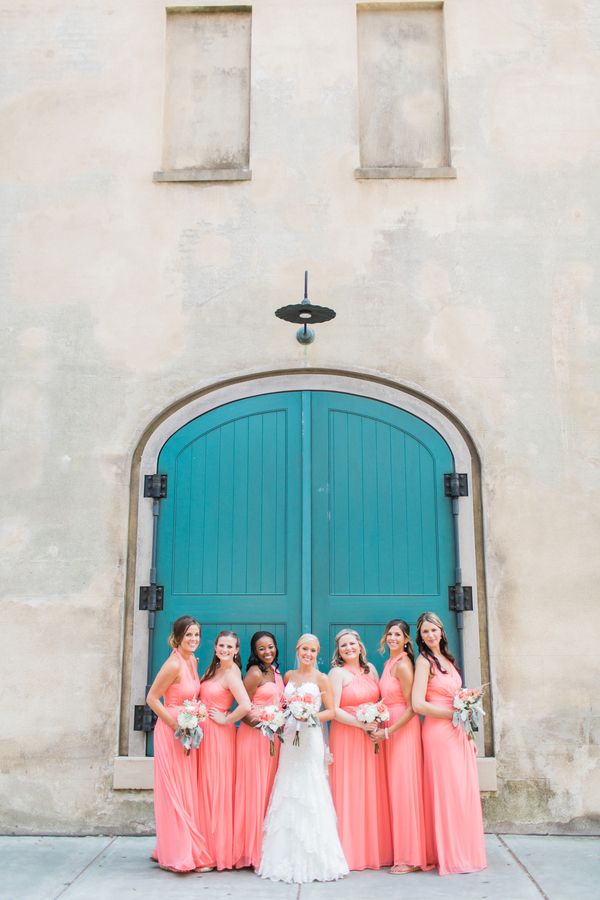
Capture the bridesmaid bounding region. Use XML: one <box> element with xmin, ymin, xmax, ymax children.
<box><xmin>197</xmin><ymin>630</ymin><xmax>251</xmax><ymax>870</ymax></box>
<box><xmin>328</xmin><ymin>628</ymin><xmax>392</xmax><ymax>870</ymax></box>
<box><xmin>146</xmin><ymin>615</ymin><xmax>210</xmax><ymax>872</ymax></box>
<box><xmin>233</xmin><ymin>631</ymin><xmax>284</xmax><ymax>869</ymax></box>
<box><xmin>373</xmin><ymin>619</ymin><xmax>429</xmax><ymax>874</ymax></box>
<box><xmin>412</xmin><ymin>611</ymin><xmax>487</xmax><ymax>875</ymax></box>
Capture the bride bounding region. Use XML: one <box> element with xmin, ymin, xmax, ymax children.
<box><xmin>258</xmin><ymin>634</ymin><xmax>349</xmax><ymax>883</ymax></box>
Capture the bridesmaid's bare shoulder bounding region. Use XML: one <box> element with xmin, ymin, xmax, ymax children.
<box><xmin>393</xmin><ymin>655</ymin><xmax>414</xmax><ymax>675</ymax></box>
<box><xmin>367</xmin><ymin>662</ymin><xmax>379</xmax><ymax>680</ymax></box>
<box><xmin>158</xmin><ymin>654</ymin><xmax>181</xmax><ymax>679</ymax></box>
<box><xmin>222</xmin><ymin>664</ymin><xmax>243</xmax><ymax>688</ymax></box>
<box><xmin>415</xmin><ymin>654</ymin><xmax>432</xmax><ymax>675</ymax></box>
<box><xmin>327</xmin><ymin>665</ymin><xmax>344</xmax><ymax>684</ymax></box>
<box><xmin>243</xmin><ymin>665</ymin><xmax>263</xmax><ymax>689</ymax></box>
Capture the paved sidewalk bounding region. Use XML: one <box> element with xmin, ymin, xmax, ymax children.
<box><xmin>1</xmin><ymin>834</ymin><xmax>598</xmax><ymax>900</ymax></box>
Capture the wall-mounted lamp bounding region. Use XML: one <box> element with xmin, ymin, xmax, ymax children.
<box><xmin>275</xmin><ymin>271</ymin><xmax>336</xmax><ymax>344</ymax></box>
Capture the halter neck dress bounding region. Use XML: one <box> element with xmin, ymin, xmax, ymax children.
<box><xmin>328</xmin><ymin>669</ymin><xmax>392</xmax><ymax>869</ymax></box>
<box><xmin>233</xmin><ymin>668</ymin><xmax>285</xmax><ymax>868</ymax></box>
<box><xmin>422</xmin><ymin>661</ymin><xmax>487</xmax><ymax>874</ymax></box>
<box><xmin>151</xmin><ymin>650</ymin><xmax>209</xmax><ymax>871</ymax></box>
<box><xmin>379</xmin><ymin>654</ymin><xmax>430</xmax><ymax>870</ymax></box>
<box><xmin>197</xmin><ymin>678</ymin><xmax>237</xmax><ymax>869</ymax></box>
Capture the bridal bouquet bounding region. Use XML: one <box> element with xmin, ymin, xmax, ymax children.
<box><xmin>356</xmin><ymin>701</ymin><xmax>390</xmax><ymax>754</ymax></box>
<box><xmin>254</xmin><ymin>704</ymin><xmax>286</xmax><ymax>756</ymax></box>
<box><xmin>174</xmin><ymin>699</ymin><xmax>207</xmax><ymax>755</ymax></box>
<box><xmin>452</xmin><ymin>686</ymin><xmax>485</xmax><ymax>740</ymax></box>
<box><xmin>284</xmin><ymin>692</ymin><xmax>320</xmax><ymax>746</ymax></box>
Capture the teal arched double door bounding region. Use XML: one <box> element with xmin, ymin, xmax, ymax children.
<box><xmin>151</xmin><ymin>391</ymin><xmax>457</xmax><ymax>678</ymax></box>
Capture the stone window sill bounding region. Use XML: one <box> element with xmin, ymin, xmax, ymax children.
<box><xmin>113</xmin><ymin>755</ymin><xmax>497</xmax><ymax>791</ymax></box>
<box><xmin>153</xmin><ymin>167</ymin><xmax>252</xmax><ymax>183</ymax></box>
<box><xmin>355</xmin><ymin>166</ymin><xmax>457</xmax><ymax>180</ymax></box>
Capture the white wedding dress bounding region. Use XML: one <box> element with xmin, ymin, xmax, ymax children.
<box><xmin>258</xmin><ymin>681</ymin><xmax>349</xmax><ymax>883</ymax></box>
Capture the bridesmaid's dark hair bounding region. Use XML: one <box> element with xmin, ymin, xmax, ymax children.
<box><xmin>246</xmin><ymin>631</ymin><xmax>280</xmax><ymax>673</ymax></box>
<box><xmin>415</xmin><ymin>612</ymin><xmax>458</xmax><ymax>675</ymax></box>
<box><xmin>378</xmin><ymin>619</ymin><xmax>415</xmax><ymax>666</ymax></box>
<box><xmin>201</xmin><ymin>630</ymin><xmax>242</xmax><ymax>682</ymax></box>
<box><xmin>168</xmin><ymin>615</ymin><xmax>201</xmax><ymax>650</ymax></box>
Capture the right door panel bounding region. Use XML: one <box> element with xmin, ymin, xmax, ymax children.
<box><xmin>310</xmin><ymin>392</ymin><xmax>457</xmax><ymax>671</ymax></box>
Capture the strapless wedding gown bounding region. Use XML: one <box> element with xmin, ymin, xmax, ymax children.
<box><xmin>258</xmin><ymin>681</ymin><xmax>349</xmax><ymax>883</ymax></box>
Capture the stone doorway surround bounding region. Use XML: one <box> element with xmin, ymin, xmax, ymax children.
<box><xmin>114</xmin><ymin>370</ymin><xmax>497</xmax><ymax>792</ymax></box>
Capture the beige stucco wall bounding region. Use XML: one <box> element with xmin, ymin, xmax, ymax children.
<box><xmin>1</xmin><ymin>0</ymin><xmax>599</xmax><ymax>833</ymax></box>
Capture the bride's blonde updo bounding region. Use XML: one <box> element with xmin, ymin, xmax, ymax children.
<box><xmin>295</xmin><ymin>633</ymin><xmax>320</xmax><ymax>653</ymax></box>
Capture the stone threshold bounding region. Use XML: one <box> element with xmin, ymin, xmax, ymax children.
<box><xmin>113</xmin><ymin>755</ymin><xmax>497</xmax><ymax>791</ymax></box>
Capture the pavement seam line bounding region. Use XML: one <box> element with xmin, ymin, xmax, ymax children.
<box><xmin>496</xmin><ymin>834</ymin><xmax>550</xmax><ymax>900</ymax></box>
<box><xmin>51</xmin><ymin>836</ymin><xmax>117</xmax><ymax>900</ymax></box>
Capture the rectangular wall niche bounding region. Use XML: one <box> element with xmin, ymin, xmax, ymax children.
<box><xmin>154</xmin><ymin>6</ymin><xmax>252</xmax><ymax>182</ymax></box>
<box><xmin>356</xmin><ymin>2</ymin><xmax>455</xmax><ymax>179</ymax></box>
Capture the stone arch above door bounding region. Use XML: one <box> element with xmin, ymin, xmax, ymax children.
<box><xmin>115</xmin><ymin>372</ymin><xmax>496</xmax><ymax>791</ymax></box>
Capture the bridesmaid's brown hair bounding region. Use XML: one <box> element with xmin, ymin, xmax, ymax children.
<box><xmin>378</xmin><ymin>619</ymin><xmax>415</xmax><ymax>666</ymax></box>
<box><xmin>168</xmin><ymin>615</ymin><xmax>201</xmax><ymax>649</ymax></box>
<box><xmin>201</xmin><ymin>630</ymin><xmax>242</xmax><ymax>682</ymax></box>
<box><xmin>415</xmin><ymin>612</ymin><xmax>458</xmax><ymax>674</ymax></box>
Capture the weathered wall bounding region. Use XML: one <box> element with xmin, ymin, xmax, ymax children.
<box><xmin>1</xmin><ymin>0</ymin><xmax>599</xmax><ymax>833</ymax></box>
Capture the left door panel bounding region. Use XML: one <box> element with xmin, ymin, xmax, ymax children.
<box><xmin>152</xmin><ymin>393</ymin><xmax>303</xmax><ymax>680</ymax></box>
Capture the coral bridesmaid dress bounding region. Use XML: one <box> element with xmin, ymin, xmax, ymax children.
<box><xmin>197</xmin><ymin>679</ymin><xmax>236</xmax><ymax>870</ymax></box>
<box><xmin>379</xmin><ymin>656</ymin><xmax>429</xmax><ymax>871</ymax></box>
<box><xmin>329</xmin><ymin>671</ymin><xmax>392</xmax><ymax>869</ymax></box>
<box><xmin>233</xmin><ymin>670</ymin><xmax>285</xmax><ymax>868</ymax></box>
<box><xmin>151</xmin><ymin>650</ymin><xmax>209</xmax><ymax>871</ymax></box>
<box><xmin>422</xmin><ymin>663</ymin><xmax>487</xmax><ymax>875</ymax></box>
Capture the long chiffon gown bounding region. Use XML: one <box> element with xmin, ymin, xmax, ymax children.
<box><xmin>197</xmin><ymin>679</ymin><xmax>236</xmax><ymax>870</ymax></box>
<box><xmin>379</xmin><ymin>656</ymin><xmax>429</xmax><ymax>871</ymax></box>
<box><xmin>151</xmin><ymin>650</ymin><xmax>209</xmax><ymax>871</ymax></box>
<box><xmin>258</xmin><ymin>681</ymin><xmax>349</xmax><ymax>883</ymax></box>
<box><xmin>422</xmin><ymin>663</ymin><xmax>487</xmax><ymax>875</ymax></box>
<box><xmin>233</xmin><ymin>670</ymin><xmax>285</xmax><ymax>868</ymax></box>
<box><xmin>328</xmin><ymin>670</ymin><xmax>392</xmax><ymax>869</ymax></box>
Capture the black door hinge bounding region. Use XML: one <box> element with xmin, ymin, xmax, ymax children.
<box><xmin>133</xmin><ymin>704</ymin><xmax>157</xmax><ymax>732</ymax></box>
<box><xmin>444</xmin><ymin>473</ymin><xmax>468</xmax><ymax>497</ymax></box>
<box><xmin>144</xmin><ymin>474</ymin><xmax>167</xmax><ymax>499</ymax></box>
<box><xmin>448</xmin><ymin>584</ymin><xmax>473</xmax><ymax>612</ymax></box>
<box><xmin>139</xmin><ymin>584</ymin><xmax>164</xmax><ymax>612</ymax></box>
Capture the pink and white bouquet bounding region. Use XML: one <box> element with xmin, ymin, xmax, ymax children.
<box><xmin>284</xmin><ymin>691</ymin><xmax>320</xmax><ymax>746</ymax></box>
<box><xmin>174</xmin><ymin>699</ymin><xmax>207</xmax><ymax>755</ymax></box>
<box><xmin>356</xmin><ymin>701</ymin><xmax>390</xmax><ymax>753</ymax></box>
<box><xmin>452</xmin><ymin>686</ymin><xmax>485</xmax><ymax>740</ymax></box>
<box><xmin>254</xmin><ymin>704</ymin><xmax>286</xmax><ymax>756</ymax></box>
